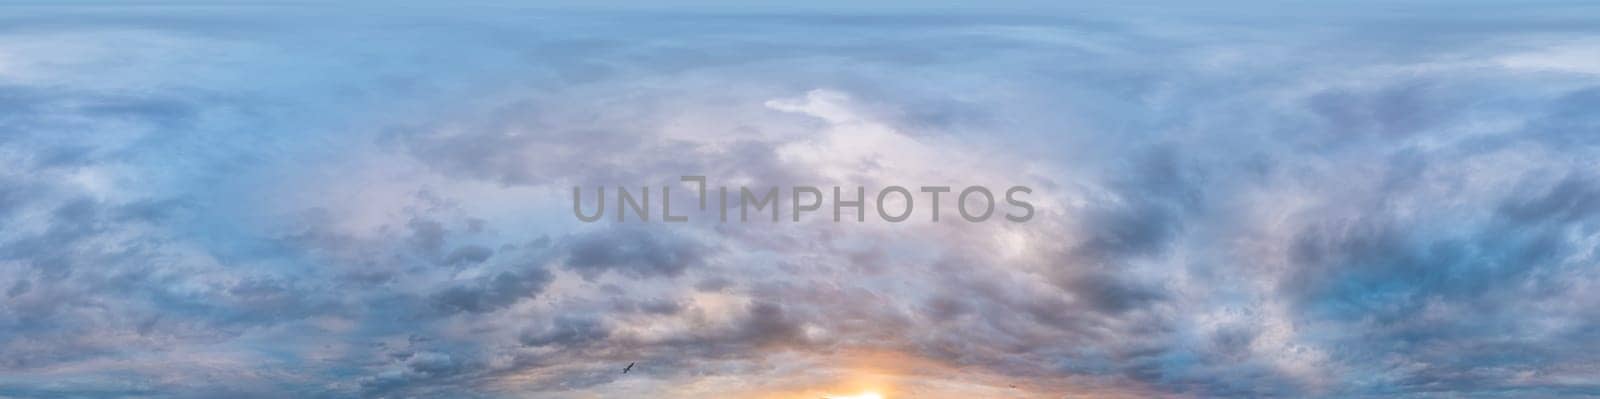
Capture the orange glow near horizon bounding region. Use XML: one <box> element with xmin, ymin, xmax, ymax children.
<box><xmin>822</xmin><ymin>392</ymin><xmax>884</xmax><ymax>399</ymax></box>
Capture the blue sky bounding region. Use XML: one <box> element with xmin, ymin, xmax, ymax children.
<box><xmin>1</xmin><ymin>3</ymin><xmax>1598</xmax><ymax>398</ymax></box>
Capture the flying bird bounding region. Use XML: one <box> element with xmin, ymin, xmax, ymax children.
<box><xmin>623</xmin><ymin>362</ymin><xmax>634</xmax><ymax>374</ymax></box>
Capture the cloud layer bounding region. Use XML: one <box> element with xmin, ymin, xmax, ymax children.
<box><xmin>2</xmin><ymin>4</ymin><xmax>1599</xmax><ymax>398</ymax></box>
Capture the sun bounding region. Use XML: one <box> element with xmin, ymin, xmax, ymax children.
<box><xmin>823</xmin><ymin>392</ymin><xmax>884</xmax><ymax>399</ymax></box>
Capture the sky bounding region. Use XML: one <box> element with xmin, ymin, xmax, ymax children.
<box><xmin>1</xmin><ymin>3</ymin><xmax>1599</xmax><ymax>398</ymax></box>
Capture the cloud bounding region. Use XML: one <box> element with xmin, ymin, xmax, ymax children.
<box><xmin>430</xmin><ymin>265</ymin><xmax>553</xmax><ymax>315</ymax></box>
<box><xmin>1</xmin><ymin>4</ymin><xmax>1598</xmax><ymax>399</ymax></box>
<box><xmin>561</xmin><ymin>227</ymin><xmax>712</xmax><ymax>281</ymax></box>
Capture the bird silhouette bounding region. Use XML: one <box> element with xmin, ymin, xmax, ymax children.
<box><xmin>623</xmin><ymin>362</ymin><xmax>635</xmax><ymax>374</ymax></box>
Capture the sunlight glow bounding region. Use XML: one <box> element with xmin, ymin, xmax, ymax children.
<box><xmin>823</xmin><ymin>392</ymin><xmax>884</xmax><ymax>399</ymax></box>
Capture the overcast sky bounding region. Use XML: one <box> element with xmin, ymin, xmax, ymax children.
<box><xmin>1</xmin><ymin>3</ymin><xmax>1598</xmax><ymax>398</ymax></box>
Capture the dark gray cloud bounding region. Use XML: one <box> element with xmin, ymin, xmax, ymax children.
<box><xmin>561</xmin><ymin>227</ymin><xmax>712</xmax><ymax>281</ymax></box>
<box><xmin>431</xmin><ymin>265</ymin><xmax>553</xmax><ymax>314</ymax></box>
<box><xmin>520</xmin><ymin>316</ymin><xmax>612</xmax><ymax>348</ymax></box>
